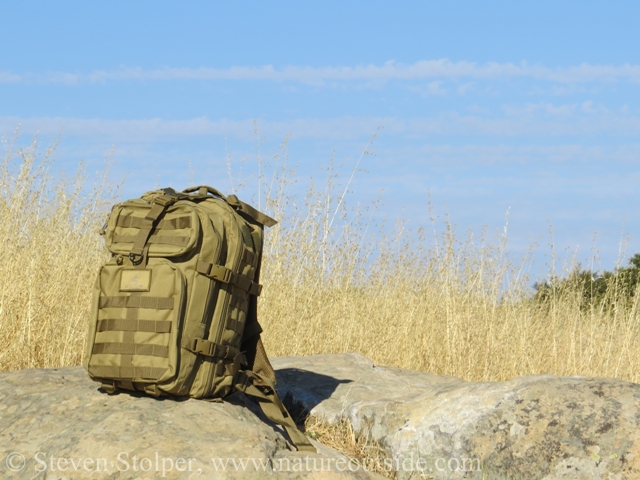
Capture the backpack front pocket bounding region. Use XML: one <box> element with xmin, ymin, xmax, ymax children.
<box><xmin>85</xmin><ymin>261</ymin><xmax>186</xmax><ymax>387</ymax></box>
<box><xmin>104</xmin><ymin>203</ymin><xmax>200</xmax><ymax>258</ymax></box>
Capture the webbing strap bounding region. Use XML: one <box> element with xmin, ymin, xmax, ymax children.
<box><xmin>179</xmin><ymin>186</ymin><xmax>277</xmax><ymax>228</ymax></box>
<box><xmin>128</xmin><ymin>194</ymin><xmax>179</xmax><ymax>261</ymax></box>
<box><xmin>92</xmin><ymin>342</ymin><xmax>169</xmax><ymax>357</ymax></box>
<box><xmin>181</xmin><ymin>337</ymin><xmax>239</xmax><ymax>359</ymax></box>
<box><xmin>99</xmin><ymin>296</ymin><xmax>174</xmax><ymax>310</ymax></box>
<box><xmin>226</xmin><ymin>195</ymin><xmax>277</xmax><ymax>228</ymax></box>
<box><xmin>227</xmin><ymin>318</ymin><xmax>244</xmax><ymax>335</ymax></box>
<box><xmin>234</xmin><ymin>370</ymin><xmax>315</xmax><ymax>452</ymax></box>
<box><xmin>196</xmin><ymin>261</ymin><xmax>262</xmax><ymax>296</ymax></box>
<box><xmin>113</xmin><ymin>234</ymin><xmax>190</xmax><ymax>247</ymax></box>
<box><xmin>243</xmin><ymin>249</ymin><xmax>257</xmax><ymax>268</ymax></box>
<box><xmin>89</xmin><ymin>365</ymin><xmax>166</xmax><ymax>380</ymax></box>
<box><xmin>117</xmin><ymin>215</ymin><xmax>192</xmax><ymax>230</ymax></box>
<box><xmin>129</xmin><ymin>204</ymin><xmax>166</xmax><ymax>257</ymax></box>
<box><xmin>97</xmin><ymin>319</ymin><xmax>172</xmax><ymax>333</ymax></box>
<box><xmin>231</xmin><ymin>296</ymin><xmax>249</xmax><ymax>313</ymax></box>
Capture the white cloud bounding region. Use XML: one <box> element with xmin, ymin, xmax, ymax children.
<box><xmin>457</xmin><ymin>83</ymin><xmax>475</xmax><ymax>95</ymax></box>
<box><xmin>3</xmin><ymin>107</ymin><xmax>640</xmax><ymax>143</ymax></box>
<box><xmin>408</xmin><ymin>81</ymin><xmax>447</xmax><ymax>97</ymax></box>
<box><xmin>503</xmin><ymin>102</ymin><xmax>578</xmax><ymax>117</ymax></box>
<box><xmin>3</xmin><ymin>60</ymin><xmax>640</xmax><ymax>85</ymax></box>
<box><xmin>403</xmin><ymin>143</ymin><xmax>640</xmax><ymax>165</ymax></box>
<box><xmin>0</xmin><ymin>71</ymin><xmax>21</xmax><ymax>83</ymax></box>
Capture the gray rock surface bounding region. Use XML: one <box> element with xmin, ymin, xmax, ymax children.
<box><xmin>3</xmin><ymin>355</ymin><xmax>640</xmax><ymax>479</ymax></box>
<box><xmin>0</xmin><ymin>366</ymin><xmax>384</xmax><ymax>479</ymax></box>
<box><xmin>273</xmin><ymin>353</ymin><xmax>640</xmax><ymax>480</ymax></box>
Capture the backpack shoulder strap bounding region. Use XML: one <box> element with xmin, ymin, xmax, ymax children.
<box><xmin>234</xmin><ymin>369</ymin><xmax>315</xmax><ymax>452</ymax></box>
<box><xmin>236</xmin><ymin>228</ymin><xmax>314</xmax><ymax>452</ymax></box>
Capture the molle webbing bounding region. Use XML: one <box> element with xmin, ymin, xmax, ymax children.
<box><xmin>89</xmin><ymin>365</ymin><xmax>167</xmax><ymax>380</ymax></box>
<box><xmin>112</xmin><ymin>234</ymin><xmax>190</xmax><ymax>247</ymax></box>
<box><xmin>231</xmin><ymin>296</ymin><xmax>249</xmax><ymax>313</ymax></box>
<box><xmin>92</xmin><ymin>342</ymin><xmax>169</xmax><ymax>357</ymax></box>
<box><xmin>117</xmin><ymin>215</ymin><xmax>192</xmax><ymax>230</ymax></box>
<box><xmin>242</xmin><ymin>249</ymin><xmax>257</xmax><ymax>268</ymax></box>
<box><xmin>226</xmin><ymin>318</ymin><xmax>244</xmax><ymax>335</ymax></box>
<box><xmin>99</xmin><ymin>296</ymin><xmax>174</xmax><ymax>310</ymax></box>
<box><xmin>113</xmin><ymin>234</ymin><xmax>189</xmax><ymax>247</ymax></box>
<box><xmin>97</xmin><ymin>319</ymin><xmax>172</xmax><ymax>333</ymax></box>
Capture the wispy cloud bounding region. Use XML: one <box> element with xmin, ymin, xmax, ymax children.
<box><xmin>3</xmin><ymin>60</ymin><xmax>640</xmax><ymax>85</ymax></box>
<box><xmin>408</xmin><ymin>81</ymin><xmax>448</xmax><ymax>97</ymax></box>
<box><xmin>3</xmin><ymin>105</ymin><xmax>640</xmax><ymax>141</ymax></box>
<box><xmin>0</xmin><ymin>71</ymin><xmax>21</xmax><ymax>83</ymax></box>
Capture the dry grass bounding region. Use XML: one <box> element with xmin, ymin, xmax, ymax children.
<box><xmin>255</xmin><ymin>140</ymin><xmax>640</xmax><ymax>384</ymax></box>
<box><xmin>1</xmin><ymin>135</ymin><xmax>639</xmax><ymax>385</ymax></box>
<box><xmin>305</xmin><ymin>416</ymin><xmax>394</xmax><ymax>478</ymax></box>
<box><xmin>0</xmin><ymin>135</ymin><xmax>115</xmax><ymax>371</ymax></box>
<box><xmin>2</xmin><ymin>135</ymin><xmax>639</xmax><ymax>474</ymax></box>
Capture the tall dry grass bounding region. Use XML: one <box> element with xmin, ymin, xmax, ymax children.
<box><xmin>255</xmin><ymin>140</ymin><xmax>640</xmax><ymax>383</ymax></box>
<box><xmin>0</xmin><ymin>135</ymin><xmax>115</xmax><ymax>371</ymax></box>
<box><xmin>1</xmin><ymin>135</ymin><xmax>639</xmax><ymax>384</ymax></box>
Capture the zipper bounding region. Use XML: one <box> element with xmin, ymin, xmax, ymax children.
<box><xmin>180</xmin><ymin>204</ymin><xmax>221</xmax><ymax>394</ymax></box>
<box><xmin>188</xmin><ymin>204</ymin><xmax>227</xmax><ymax>395</ymax></box>
<box><xmin>202</xmin><ymin>200</ymin><xmax>246</xmax><ymax>394</ymax></box>
<box><xmin>199</xmin><ymin>219</ymin><xmax>223</xmax><ymax>339</ymax></box>
<box><xmin>212</xmin><ymin>200</ymin><xmax>245</xmax><ymax>347</ymax></box>
<box><xmin>168</xmin><ymin>262</ymin><xmax>187</xmax><ymax>383</ymax></box>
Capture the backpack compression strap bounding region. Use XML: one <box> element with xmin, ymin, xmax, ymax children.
<box><xmin>128</xmin><ymin>190</ymin><xmax>180</xmax><ymax>265</ymax></box>
<box><xmin>234</xmin><ymin>369</ymin><xmax>315</xmax><ymax>452</ymax></box>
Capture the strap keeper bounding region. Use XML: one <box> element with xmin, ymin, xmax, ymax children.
<box><xmin>143</xmin><ymin>384</ymin><xmax>161</xmax><ymax>397</ymax></box>
<box><xmin>249</xmin><ymin>282</ymin><xmax>262</xmax><ymax>296</ymax></box>
<box><xmin>153</xmin><ymin>194</ymin><xmax>178</xmax><ymax>207</ymax></box>
<box><xmin>182</xmin><ymin>337</ymin><xmax>237</xmax><ymax>359</ymax></box>
<box><xmin>100</xmin><ymin>381</ymin><xmax>117</xmax><ymax>394</ymax></box>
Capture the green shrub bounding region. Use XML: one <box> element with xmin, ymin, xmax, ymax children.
<box><xmin>534</xmin><ymin>254</ymin><xmax>640</xmax><ymax>310</ymax></box>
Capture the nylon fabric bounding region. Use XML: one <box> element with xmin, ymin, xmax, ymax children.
<box><xmin>99</xmin><ymin>296</ymin><xmax>174</xmax><ymax>310</ymax></box>
<box><xmin>83</xmin><ymin>185</ymin><xmax>314</xmax><ymax>452</ymax></box>
<box><xmin>117</xmin><ymin>215</ymin><xmax>192</xmax><ymax>230</ymax></box>
<box><xmin>92</xmin><ymin>342</ymin><xmax>169</xmax><ymax>357</ymax></box>
<box><xmin>89</xmin><ymin>365</ymin><xmax>167</xmax><ymax>380</ymax></box>
<box><xmin>113</xmin><ymin>234</ymin><xmax>190</xmax><ymax>247</ymax></box>
<box><xmin>97</xmin><ymin>319</ymin><xmax>172</xmax><ymax>333</ymax></box>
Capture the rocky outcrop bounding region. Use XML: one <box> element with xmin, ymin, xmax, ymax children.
<box><xmin>0</xmin><ymin>366</ymin><xmax>383</xmax><ymax>479</ymax></box>
<box><xmin>273</xmin><ymin>354</ymin><xmax>640</xmax><ymax>479</ymax></box>
<box><xmin>2</xmin><ymin>355</ymin><xmax>640</xmax><ymax>479</ymax></box>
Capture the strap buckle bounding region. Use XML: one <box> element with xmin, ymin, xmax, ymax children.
<box><xmin>208</xmin><ymin>264</ymin><xmax>234</xmax><ymax>284</ymax></box>
<box><xmin>193</xmin><ymin>338</ymin><xmax>215</xmax><ymax>356</ymax></box>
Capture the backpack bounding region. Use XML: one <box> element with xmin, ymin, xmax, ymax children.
<box><xmin>83</xmin><ymin>186</ymin><xmax>313</xmax><ymax>451</ymax></box>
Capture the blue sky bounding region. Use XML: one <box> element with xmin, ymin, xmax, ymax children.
<box><xmin>2</xmin><ymin>1</ymin><xmax>640</xmax><ymax>279</ymax></box>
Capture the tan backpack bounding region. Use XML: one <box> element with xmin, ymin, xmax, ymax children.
<box><xmin>83</xmin><ymin>186</ymin><xmax>313</xmax><ymax>451</ymax></box>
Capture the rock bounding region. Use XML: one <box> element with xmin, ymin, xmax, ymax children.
<box><xmin>0</xmin><ymin>366</ymin><xmax>385</xmax><ymax>479</ymax></box>
<box><xmin>4</xmin><ymin>355</ymin><xmax>640</xmax><ymax>479</ymax></box>
<box><xmin>273</xmin><ymin>353</ymin><xmax>640</xmax><ymax>480</ymax></box>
